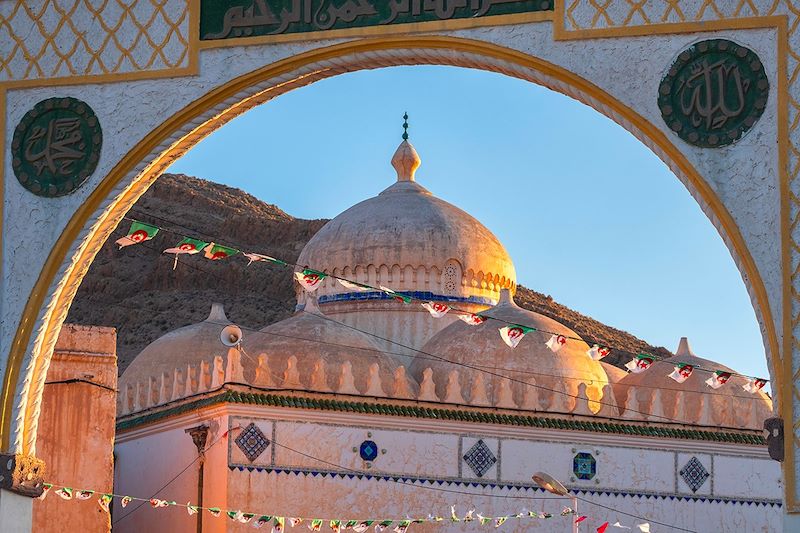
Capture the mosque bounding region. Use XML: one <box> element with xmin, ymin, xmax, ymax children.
<box><xmin>114</xmin><ymin>135</ymin><xmax>780</xmax><ymax>532</ymax></box>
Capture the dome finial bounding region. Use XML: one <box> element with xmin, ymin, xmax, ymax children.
<box><xmin>391</xmin><ymin>113</ymin><xmax>421</xmax><ymax>182</ymax></box>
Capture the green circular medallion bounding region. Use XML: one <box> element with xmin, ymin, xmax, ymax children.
<box><xmin>11</xmin><ymin>97</ymin><xmax>102</xmax><ymax>197</ymax></box>
<box><xmin>658</xmin><ymin>39</ymin><xmax>769</xmax><ymax>148</ymax></box>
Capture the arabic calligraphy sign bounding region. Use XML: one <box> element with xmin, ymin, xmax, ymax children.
<box><xmin>11</xmin><ymin>97</ymin><xmax>102</xmax><ymax>197</ymax></box>
<box><xmin>658</xmin><ymin>39</ymin><xmax>769</xmax><ymax>148</ymax></box>
<box><xmin>200</xmin><ymin>0</ymin><xmax>552</xmax><ymax>41</ymax></box>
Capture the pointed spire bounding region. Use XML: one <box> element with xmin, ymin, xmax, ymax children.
<box><xmin>207</xmin><ymin>302</ymin><xmax>228</xmax><ymax>323</ymax></box>
<box><xmin>391</xmin><ymin>113</ymin><xmax>421</xmax><ymax>182</ymax></box>
<box><xmin>675</xmin><ymin>337</ymin><xmax>695</xmax><ymax>357</ymax></box>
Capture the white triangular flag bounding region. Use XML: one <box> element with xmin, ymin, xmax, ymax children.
<box><xmin>458</xmin><ymin>313</ymin><xmax>487</xmax><ymax>326</ymax></box>
<box><xmin>637</xmin><ymin>524</ymin><xmax>650</xmax><ymax>533</ymax></box>
<box><xmin>422</xmin><ymin>302</ymin><xmax>450</xmax><ymax>318</ymax></box>
<box><xmin>743</xmin><ymin>377</ymin><xmax>767</xmax><ymax>393</ymax></box>
<box><xmin>338</xmin><ymin>279</ymin><xmax>370</xmax><ymax>292</ymax></box>
<box><xmin>612</xmin><ymin>522</ymin><xmax>631</xmax><ymax>529</ymax></box>
<box><xmin>667</xmin><ymin>363</ymin><xmax>694</xmax><ymax>383</ymax></box>
<box><xmin>587</xmin><ymin>344</ymin><xmax>610</xmax><ymax>360</ymax></box>
<box><xmin>545</xmin><ymin>333</ymin><xmax>567</xmax><ymax>353</ymax></box>
<box><xmin>499</xmin><ymin>325</ymin><xmax>533</xmax><ymax>348</ymax></box>
<box><xmin>705</xmin><ymin>371</ymin><xmax>731</xmax><ymax>389</ymax></box>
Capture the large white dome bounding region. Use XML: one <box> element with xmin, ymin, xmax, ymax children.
<box><xmin>296</xmin><ymin>140</ymin><xmax>516</xmax><ymax>306</ymax></box>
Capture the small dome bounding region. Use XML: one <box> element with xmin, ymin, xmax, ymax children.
<box><xmin>251</xmin><ymin>298</ymin><xmax>414</xmax><ymax>393</ymax></box>
<box><xmin>615</xmin><ymin>337</ymin><xmax>772</xmax><ymax>428</ymax></box>
<box><xmin>601</xmin><ymin>362</ymin><xmax>628</xmax><ymax>384</ymax></box>
<box><xmin>121</xmin><ymin>302</ymin><xmax>232</xmax><ymax>387</ymax></box>
<box><xmin>296</xmin><ymin>138</ymin><xmax>516</xmax><ymax>306</ymax></box>
<box><xmin>410</xmin><ymin>290</ymin><xmax>609</xmax><ymax>410</ymax></box>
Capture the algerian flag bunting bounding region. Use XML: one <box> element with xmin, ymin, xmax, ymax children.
<box><xmin>289</xmin><ymin>518</ymin><xmax>303</xmax><ymax>527</ymax></box>
<box><xmin>55</xmin><ymin>487</ymin><xmax>73</xmax><ymax>500</ymax></box>
<box><xmin>422</xmin><ymin>302</ymin><xmax>450</xmax><ymax>318</ymax></box>
<box><xmin>163</xmin><ymin>237</ymin><xmax>208</xmax><ymax>269</ymax></box>
<box><xmin>203</xmin><ymin>242</ymin><xmax>239</xmax><ymax>261</ymax></box>
<box><xmin>352</xmin><ymin>521</ymin><xmax>373</xmax><ymax>532</ymax></box>
<box><xmin>393</xmin><ymin>520</ymin><xmax>411</xmax><ymax>533</ymax></box>
<box><xmin>494</xmin><ymin>516</ymin><xmax>507</xmax><ymax>527</ymax></box>
<box><xmin>243</xmin><ymin>253</ymin><xmax>286</xmax><ymax>266</ymax></box>
<box><xmin>743</xmin><ymin>377</ymin><xmax>767</xmax><ymax>393</ymax></box>
<box><xmin>705</xmin><ymin>370</ymin><xmax>731</xmax><ymax>389</ymax></box>
<box><xmin>587</xmin><ymin>344</ymin><xmax>611</xmax><ymax>361</ymax></box>
<box><xmin>457</xmin><ymin>313</ymin><xmax>487</xmax><ymax>326</ymax></box>
<box><xmin>75</xmin><ymin>489</ymin><xmax>94</xmax><ymax>500</ymax></box>
<box><xmin>240</xmin><ymin>513</ymin><xmax>255</xmax><ymax>524</ymax></box>
<box><xmin>545</xmin><ymin>334</ymin><xmax>567</xmax><ymax>353</ymax></box>
<box><xmin>294</xmin><ymin>269</ymin><xmax>327</xmax><ymax>292</ymax></box>
<box><xmin>478</xmin><ymin>515</ymin><xmax>491</xmax><ymax>526</ymax></box>
<box><xmin>208</xmin><ymin>507</ymin><xmax>222</xmax><ymax>517</ymax></box>
<box><xmin>330</xmin><ymin>520</ymin><xmax>341</xmax><ymax>533</ymax></box>
<box><xmin>187</xmin><ymin>504</ymin><xmax>200</xmax><ymax>515</ymax></box>
<box><xmin>499</xmin><ymin>325</ymin><xmax>534</xmax><ymax>348</ymax></box>
<box><xmin>450</xmin><ymin>506</ymin><xmax>460</xmax><ymax>522</ymax></box>
<box><xmin>274</xmin><ymin>516</ymin><xmax>286</xmax><ymax>532</ymax></box>
<box><xmin>116</xmin><ymin>221</ymin><xmax>159</xmax><ymax>249</ymax></box>
<box><xmin>149</xmin><ymin>498</ymin><xmax>169</xmax><ymax>508</ymax></box>
<box><xmin>338</xmin><ymin>279</ymin><xmax>371</xmax><ymax>292</ymax></box>
<box><xmin>308</xmin><ymin>519</ymin><xmax>323</xmax><ymax>531</ymax></box>
<box><xmin>253</xmin><ymin>516</ymin><xmax>272</xmax><ymax>529</ymax></box>
<box><xmin>97</xmin><ymin>494</ymin><xmax>113</xmax><ymax>513</ymax></box>
<box><xmin>375</xmin><ymin>520</ymin><xmax>393</xmax><ymax>532</ymax></box>
<box><xmin>625</xmin><ymin>354</ymin><xmax>655</xmax><ymax>373</ymax></box>
<box><xmin>121</xmin><ymin>496</ymin><xmax>132</xmax><ymax>508</ymax></box>
<box><xmin>668</xmin><ymin>362</ymin><xmax>694</xmax><ymax>383</ymax></box>
<box><xmin>38</xmin><ymin>483</ymin><xmax>52</xmax><ymax>500</ymax></box>
<box><xmin>380</xmin><ymin>286</ymin><xmax>411</xmax><ymax>304</ymax></box>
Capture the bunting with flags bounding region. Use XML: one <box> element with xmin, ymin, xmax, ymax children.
<box><xmin>422</xmin><ymin>302</ymin><xmax>450</xmax><ymax>318</ymax></box>
<box><xmin>499</xmin><ymin>325</ymin><xmax>535</xmax><ymax>348</ymax></box>
<box><xmin>116</xmin><ymin>221</ymin><xmax>159</xmax><ymax>249</ymax></box>
<box><xmin>705</xmin><ymin>370</ymin><xmax>731</xmax><ymax>389</ymax></box>
<box><xmin>243</xmin><ymin>252</ymin><xmax>287</xmax><ymax>266</ymax></box>
<box><xmin>625</xmin><ymin>354</ymin><xmax>655</xmax><ymax>374</ymax></box>
<box><xmin>743</xmin><ymin>377</ymin><xmax>767</xmax><ymax>393</ymax></box>
<box><xmin>587</xmin><ymin>345</ymin><xmax>611</xmax><ymax>361</ymax></box>
<box><xmin>457</xmin><ymin>313</ymin><xmax>487</xmax><ymax>326</ymax></box>
<box><xmin>204</xmin><ymin>242</ymin><xmax>239</xmax><ymax>260</ymax></box>
<box><xmin>545</xmin><ymin>334</ymin><xmax>567</xmax><ymax>353</ymax></box>
<box><xmin>668</xmin><ymin>362</ymin><xmax>694</xmax><ymax>383</ymax></box>
<box><xmin>295</xmin><ymin>269</ymin><xmax>327</xmax><ymax>292</ymax></box>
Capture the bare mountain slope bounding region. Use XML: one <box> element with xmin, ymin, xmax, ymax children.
<box><xmin>67</xmin><ymin>173</ymin><xmax>670</xmax><ymax>373</ymax></box>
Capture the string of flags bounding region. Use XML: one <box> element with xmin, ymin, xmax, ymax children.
<box><xmin>114</xmin><ymin>218</ymin><xmax>769</xmax><ymax>394</ymax></box>
<box><xmin>38</xmin><ymin>482</ymin><xmax>652</xmax><ymax>532</ymax></box>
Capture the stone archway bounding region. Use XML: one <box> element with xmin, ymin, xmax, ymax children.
<box><xmin>0</xmin><ymin>1</ymin><xmax>795</xmax><ymax>527</ymax></box>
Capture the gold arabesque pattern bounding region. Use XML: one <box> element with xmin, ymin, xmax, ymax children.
<box><xmin>561</xmin><ymin>0</ymin><xmax>800</xmax><ymax>510</ymax></box>
<box><xmin>0</xmin><ymin>0</ymin><xmax>190</xmax><ymax>83</ymax></box>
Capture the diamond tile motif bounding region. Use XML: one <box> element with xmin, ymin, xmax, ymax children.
<box><xmin>463</xmin><ymin>439</ymin><xmax>496</xmax><ymax>478</ymax></box>
<box><xmin>573</xmin><ymin>452</ymin><xmax>597</xmax><ymax>480</ymax></box>
<box><xmin>680</xmin><ymin>456</ymin><xmax>709</xmax><ymax>493</ymax></box>
<box><xmin>235</xmin><ymin>423</ymin><xmax>270</xmax><ymax>462</ymax></box>
<box><xmin>359</xmin><ymin>440</ymin><xmax>379</xmax><ymax>461</ymax></box>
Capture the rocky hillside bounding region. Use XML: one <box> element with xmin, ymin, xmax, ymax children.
<box><xmin>67</xmin><ymin>173</ymin><xmax>670</xmax><ymax>373</ymax></box>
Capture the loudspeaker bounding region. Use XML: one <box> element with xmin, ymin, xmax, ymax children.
<box><xmin>220</xmin><ymin>324</ymin><xmax>243</xmax><ymax>347</ymax></box>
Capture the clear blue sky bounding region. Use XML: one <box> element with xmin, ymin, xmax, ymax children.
<box><xmin>168</xmin><ymin>65</ymin><xmax>769</xmax><ymax>380</ymax></box>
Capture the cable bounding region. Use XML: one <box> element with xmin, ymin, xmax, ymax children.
<box><xmin>574</xmin><ymin>495</ymin><xmax>697</xmax><ymax>533</ymax></box>
<box><xmin>44</xmin><ymin>378</ymin><xmax>117</xmax><ymax>393</ymax></box>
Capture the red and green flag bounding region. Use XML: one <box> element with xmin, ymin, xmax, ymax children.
<box><xmin>422</xmin><ymin>302</ymin><xmax>450</xmax><ymax>318</ymax></box>
<box><xmin>253</xmin><ymin>515</ymin><xmax>272</xmax><ymax>529</ymax></box>
<box><xmin>625</xmin><ymin>354</ymin><xmax>655</xmax><ymax>373</ymax></box>
<box><xmin>458</xmin><ymin>313</ymin><xmax>487</xmax><ymax>326</ymax></box>
<box><xmin>668</xmin><ymin>362</ymin><xmax>694</xmax><ymax>383</ymax></box>
<box><xmin>545</xmin><ymin>333</ymin><xmax>567</xmax><ymax>353</ymax></box>
<box><xmin>163</xmin><ymin>237</ymin><xmax>208</xmax><ymax>269</ymax></box>
<box><xmin>380</xmin><ymin>286</ymin><xmax>411</xmax><ymax>304</ymax></box>
<box><xmin>187</xmin><ymin>504</ymin><xmax>200</xmax><ymax>515</ymax></box>
<box><xmin>587</xmin><ymin>344</ymin><xmax>610</xmax><ymax>361</ymax></box>
<box><xmin>308</xmin><ymin>519</ymin><xmax>323</xmax><ymax>530</ymax></box>
<box><xmin>243</xmin><ymin>252</ymin><xmax>286</xmax><ymax>266</ymax></box>
<box><xmin>743</xmin><ymin>377</ymin><xmax>768</xmax><ymax>393</ymax></box>
<box><xmin>116</xmin><ymin>221</ymin><xmax>159</xmax><ymax>249</ymax></box>
<box><xmin>338</xmin><ymin>279</ymin><xmax>372</xmax><ymax>292</ymax></box>
<box><xmin>393</xmin><ymin>520</ymin><xmax>411</xmax><ymax>533</ymax></box>
<box><xmin>295</xmin><ymin>269</ymin><xmax>327</xmax><ymax>292</ymax></box>
<box><xmin>75</xmin><ymin>489</ymin><xmax>94</xmax><ymax>500</ymax></box>
<box><xmin>203</xmin><ymin>242</ymin><xmax>238</xmax><ymax>260</ymax></box>
<box><xmin>97</xmin><ymin>494</ymin><xmax>112</xmax><ymax>513</ymax></box>
<box><xmin>375</xmin><ymin>520</ymin><xmax>393</xmax><ymax>532</ymax></box>
<box><xmin>289</xmin><ymin>518</ymin><xmax>303</xmax><ymax>527</ymax></box>
<box><xmin>120</xmin><ymin>496</ymin><xmax>132</xmax><ymax>507</ymax></box>
<box><xmin>705</xmin><ymin>370</ymin><xmax>731</xmax><ymax>389</ymax></box>
<box><xmin>38</xmin><ymin>483</ymin><xmax>52</xmax><ymax>500</ymax></box>
<box><xmin>208</xmin><ymin>507</ymin><xmax>222</xmax><ymax>517</ymax></box>
<box><xmin>330</xmin><ymin>520</ymin><xmax>342</xmax><ymax>533</ymax></box>
<box><xmin>55</xmin><ymin>487</ymin><xmax>73</xmax><ymax>500</ymax></box>
<box><xmin>352</xmin><ymin>521</ymin><xmax>373</xmax><ymax>532</ymax></box>
<box><xmin>499</xmin><ymin>325</ymin><xmax>535</xmax><ymax>348</ymax></box>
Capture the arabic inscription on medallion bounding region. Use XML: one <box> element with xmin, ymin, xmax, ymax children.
<box><xmin>658</xmin><ymin>39</ymin><xmax>769</xmax><ymax>148</ymax></box>
<box><xmin>200</xmin><ymin>0</ymin><xmax>552</xmax><ymax>41</ymax></box>
<box><xmin>11</xmin><ymin>97</ymin><xmax>102</xmax><ymax>197</ymax></box>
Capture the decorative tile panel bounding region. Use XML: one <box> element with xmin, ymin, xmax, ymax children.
<box><xmin>463</xmin><ymin>439</ymin><xmax>497</xmax><ymax>478</ymax></box>
<box><xmin>680</xmin><ymin>456</ymin><xmax>710</xmax><ymax>493</ymax></box>
<box><xmin>235</xmin><ymin>422</ymin><xmax>270</xmax><ymax>462</ymax></box>
<box><xmin>0</xmin><ymin>0</ymin><xmax>191</xmax><ymax>83</ymax></box>
<box><xmin>573</xmin><ymin>452</ymin><xmax>597</xmax><ymax>480</ymax></box>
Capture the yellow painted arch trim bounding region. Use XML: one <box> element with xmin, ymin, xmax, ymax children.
<box><xmin>0</xmin><ymin>35</ymin><xmax>783</xmax><ymax>454</ymax></box>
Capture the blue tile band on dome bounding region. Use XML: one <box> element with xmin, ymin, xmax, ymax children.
<box><xmin>318</xmin><ymin>291</ymin><xmax>497</xmax><ymax>306</ymax></box>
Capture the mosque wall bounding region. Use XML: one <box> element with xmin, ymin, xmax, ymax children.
<box><xmin>116</xmin><ymin>403</ymin><xmax>782</xmax><ymax>532</ymax></box>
